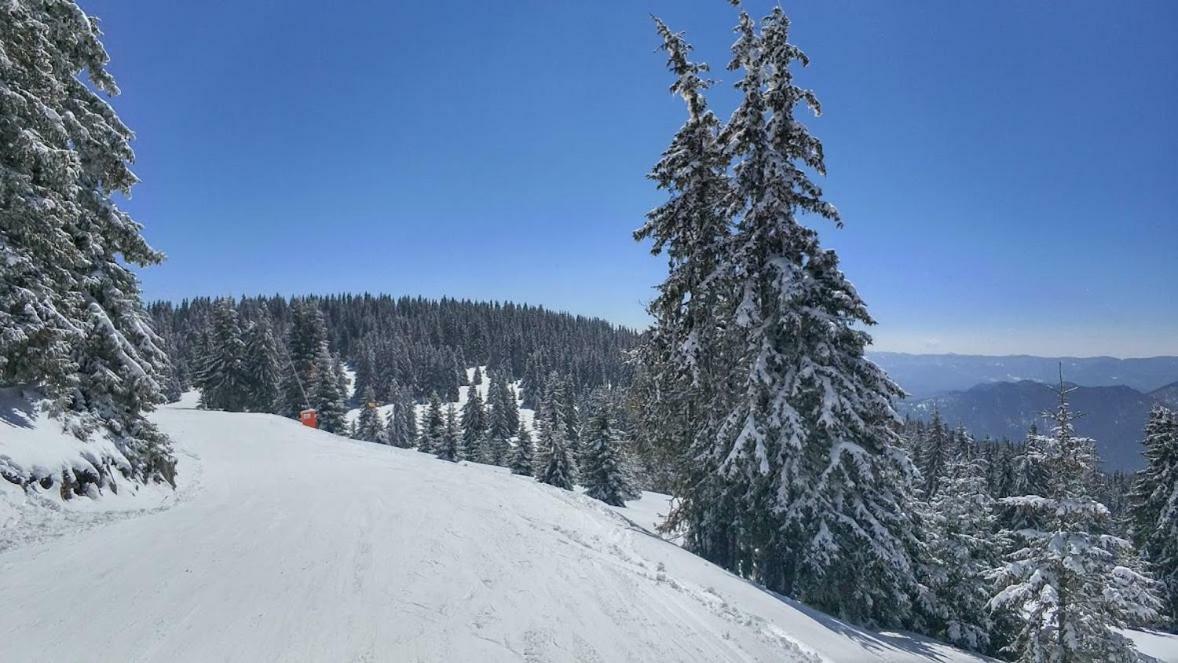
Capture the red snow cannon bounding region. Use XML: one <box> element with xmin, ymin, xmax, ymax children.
<box><xmin>299</xmin><ymin>408</ymin><xmax>319</xmax><ymax>429</ymax></box>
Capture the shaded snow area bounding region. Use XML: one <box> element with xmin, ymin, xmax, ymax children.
<box><xmin>0</xmin><ymin>396</ymin><xmax>1174</xmax><ymax>662</ymax></box>
<box><xmin>346</xmin><ymin>366</ymin><xmax>537</xmax><ymax>434</ymax></box>
<box><xmin>0</xmin><ymin>387</ymin><xmax>183</xmax><ymax>552</ymax></box>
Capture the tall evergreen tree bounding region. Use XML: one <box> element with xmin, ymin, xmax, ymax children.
<box><xmin>241</xmin><ymin>318</ymin><xmax>281</xmax><ymax>412</ymax></box>
<box><xmin>460</xmin><ymin>387</ymin><xmax>486</xmax><ymax>460</ymax></box>
<box><xmin>0</xmin><ymin>0</ymin><xmax>175</xmax><ymax>483</ymax></box>
<box><xmin>197</xmin><ymin>300</ymin><xmax>248</xmax><ymax>412</ymax></box>
<box><xmin>279</xmin><ymin>301</ymin><xmax>328</xmax><ymax>417</ymax></box>
<box><xmin>552</xmin><ymin>374</ymin><xmax>580</xmax><ymax>455</ymax></box>
<box><xmin>990</xmin><ymin>381</ymin><xmax>1161</xmax><ymax>661</ymax></box>
<box><xmin>1128</xmin><ymin>406</ymin><xmax>1178</xmax><ymax>625</ymax></box>
<box><xmin>311</xmin><ymin>347</ymin><xmax>346</xmax><ymax>433</ymax></box>
<box><xmin>386</xmin><ymin>387</ymin><xmax>415</xmax><ymax>449</ymax></box>
<box><xmin>420</xmin><ymin>391</ymin><xmax>444</xmax><ymax>454</ymax></box>
<box><xmin>580</xmin><ymin>392</ymin><xmax>632</xmax><ymax>506</ymax></box>
<box><xmin>637</xmin><ymin>16</ymin><xmax>736</xmax><ymax>542</ymax></box>
<box><xmin>436</xmin><ymin>404</ymin><xmax>460</xmax><ymax>462</ymax></box>
<box><xmin>647</xmin><ymin>7</ymin><xmax>924</xmax><ymax>626</ymax></box>
<box><xmin>538</xmin><ymin>413</ymin><xmax>575</xmax><ymax>491</ymax></box>
<box><xmin>917</xmin><ymin>409</ymin><xmax>952</xmax><ymax>498</ymax></box>
<box><xmin>509</xmin><ymin>421</ymin><xmax>534</xmax><ymax>477</ymax></box>
<box><xmin>925</xmin><ymin>453</ymin><xmax>997</xmax><ymax>652</ymax></box>
<box><xmin>354</xmin><ymin>386</ymin><xmax>386</xmax><ymax>443</ymax></box>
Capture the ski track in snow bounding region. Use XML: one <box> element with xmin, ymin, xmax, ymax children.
<box><xmin>1</xmin><ymin>395</ymin><xmax>1171</xmax><ymax>662</ymax></box>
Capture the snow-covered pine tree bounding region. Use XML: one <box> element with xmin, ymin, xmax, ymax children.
<box><xmin>311</xmin><ymin>347</ymin><xmax>346</xmax><ymax>433</ymax></box>
<box><xmin>420</xmin><ymin>391</ymin><xmax>444</xmax><ymax>453</ymax></box>
<box><xmin>580</xmin><ymin>392</ymin><xmax>631</xmax><ymax>506</ymax></box>
<box><xmin>197</xmin><ymin>299</ymin><xmax>248</xmax><ymax>412</ymax></box>
<box><xmin>553</xmin><ymin>375</ymin><xmax>580</xmax><ymax>456</ymax></box>
<box><xmin>485</xmin><ymin>371</ymin><xmax>517</xmax><ymax>442</ymax></box>
<box><xmin>479</xmin><ymin>431</ymin><xmax>503</xmax><ymax>466</ymax></box>
<box><xmin>279</xmin><ymin>301</ymin><xmax>329</xmax><ymax>417</ymax></box>
<box><xmin>436</xmin><ymin>404</ymin><xmax>460</xmax><ymax>462</ymax></box>
<box><xmin>925</xmin><ymin>453</ymin><xmax>997</xmax><ymax>652</ymax></box>
<box><xmin>917</xmin><ymin>409</ymin><xmax>952</xmax><ymax>498</ymax></box>
<box><xmin>385</xmin><ymin>386</ymin><xmax>413</xmax><ymax>448</ymax></box>
<box><xmin>471</xmin><ymin>366</ymin><xmax>482</xmax><ymax>385</ymax></box>
<box><xmin>1128</xmin><ymin>406</ymin><xmax>1178</xmax><ymax>625</ymax></box>
<box><xmin>241</xmin><ymin>317</ymin><xmax>281</xmax><ymax>413</ymax></box>
<box><xmin>504</xmin><ymin>382</ymin><xmax>521</xmax><ymax>433</ymax></box>
<box><xmin>990</xmin><ymin>380</ymin><xmax>1162</xmax><ymax>661</ymax></box>
<box><xmin>638</xmin><ymin>15</ymin><xmax>737</xmax><ymax>548</ymax></box>
<box><xmin>460</xmin><ymin>386</ymin><xmax>486</xmax><ymax>460</ymax></box>
<box><xmin>0</xmin><ymin>0</ymin><xmax>175</xmax><ymax>484</ymax></box>
<box><xmin>333</xmin><ymin>353</ymin><xmax>349</xmax><ymax>402</ymax></box>
<box><xmin>538</xmin><ymin>412</ymin><xmax>575</xmax><ymax>491</ymax></box>
<box><xmin>509</xmin><ymin>421</ymin><xmax>534</xmax><ymax>476</ymax></box>
<box><xmin>671</xmin><ymin>7</ymin><xmax>923</xmax><ymax>626</ymax></box>
<box><xmin>354</xmin><ymin>386</ymin><xmax>386</xmax><ymax>443</ymax></box>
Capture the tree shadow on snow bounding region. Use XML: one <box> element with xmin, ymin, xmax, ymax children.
<box><xmin>0</xmin><ymin>391</ymin><xmax>38</xmax><ymax>429</ymax></box>
<box><xmin>757</xmin><ymin>589</ymin><xmax>987</xmax><ymax>661</ymax></box>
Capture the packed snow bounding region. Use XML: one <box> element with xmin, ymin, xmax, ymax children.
<box><xmin>1</xmin><ymin>393</ymin><xmax>1175</xmax><ymax>662</ymax></box>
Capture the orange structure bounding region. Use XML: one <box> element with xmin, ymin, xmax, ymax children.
<box><xmin>299</xmin><ymin>409</ymin><xmax>318</xmax><ymax>429</ymax></box>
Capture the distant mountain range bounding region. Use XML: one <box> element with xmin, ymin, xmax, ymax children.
<box><xmin>869</xmin><ymin>352</ymin><xmax>1178</xmax><ymax>399</ymax></box>
<box><xmin>870</xmin><ymin>353</ymin><xmax>1178</xmax><ymax>471</ymax></box>
<box><xmin>898</xmin><ymin>380</ymin><xmax>1178</xmax><ymax>471</ymax></box>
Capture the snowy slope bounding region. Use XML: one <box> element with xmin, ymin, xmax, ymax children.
<box><xmin>1</xmin><ymin>396</ymin><xmax>1173</xmax><ymax>662</ymax></box>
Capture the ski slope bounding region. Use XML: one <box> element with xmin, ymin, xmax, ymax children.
<box><xmin>1</xmin><ymin>395</ymin><xmax>1174</xmax><ymax>662</ymax></box>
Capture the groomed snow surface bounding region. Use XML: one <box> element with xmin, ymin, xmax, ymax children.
<box><xmin>2</xmin><ymin>393</ymin><xmax>1176</xmax><ymax>662</ymax></box>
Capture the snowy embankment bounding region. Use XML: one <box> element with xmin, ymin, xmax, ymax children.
<box><xmin>0</xmin><ymin>395</ymin><xmax>1173</xmax><ymax>662</ymax></box>
<box><xmin>0</xmin><ymin>387</ymin><xmax>181</xmax><ymax>552</ymax></box>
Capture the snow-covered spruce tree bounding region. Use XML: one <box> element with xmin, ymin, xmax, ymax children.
<box><xmin>580</xmin><ymin>391</ymin><xmax>632</xmax><ymax>507</ymax></box>
<box><xmin>420</xmin><ymin>391</ymin><xmax>444</xmax><ymax>454</ymax></box>
<box><xmin>1128</xmin><ymin>406</ymin><xmax>1178</xmax><ymax>625</ymax></box>
<box><xmin>925</xmin><ymin>453</ymin><xmax>997</xmax><ymax>652</ymax></box>
<box><xmin>989</xmin><ymin>382</ymin><xmax>1162</xmax><ymax>662</ymax></box>
<box><xmin>0</xmin><ymin>0</ymin><xmax>175</xmax><ymax>484</ymax></box>
<box><xmin>916</xmin><ymin>409</ymin><xmax>952</xmax><ymax>498</ymax></box>
<box><xmin>435</xmin><ymin>404</ymin><xmax>460</xmax><ymax>462</ymax></box>
<box><xmin>538</xmin><ymin>412</ymin><xmax>575</xmax><ymax>491</ymax></box>
<box><xmin>460</xmin><ymin>386</ymin><xmax>486</xmax><ymax>460</ymax></box>
<box><xmin>481</xmin><ymin>431</ymin><xmax>506</xmax><ymax>467</ymax></box>
<box><xmin>241</xmin><ymin>317</ymin><xmax>281</xmax><ymax>412</ymax></box>
<box><xmin>638</xmin><ymin>16</ymin><xmax>737</xmax><ymax>548</ymax></box>
<box><xmin>353</xmin><ymin>386</ymin><xmax>386</xmax><ymax>443</ymax></box>
<box><xmin>386</xmin><ymin>387</ymin><xmax>414</xmax><ymax>448</ymax></box>
<box><xmin>197</xmin><ymin>299</ymin><xmax>247</xmax><ymax>412</ymax></box>
<box><xmin>674</xmin><ymin>7</ymin><xmax>923</xmax><ymax>626</ymax></box>
<box><xmin>502</xmin><ymin>376</ymin><xmax>521</xmax><ymax>435</ymax></box>
<box><xmin>311</xmin><ymin>347</ymin><xmax>346</xmax><ymax>433</ymax></box>
<box><xmin>509</xmin><ymin>421</ymin><xmax>534</xmax><ymax>476</ymax></box>
<box><xmin>471</xmin><ymin>365</ymin><xmax>482</xmax><ymax>385</ymax></box>
<box><xmin>278</xmin><ymin>301</ymin><xmax>328</xmax><ymax>417</ymax></box>
<box><xmin>546</xmin><ymin>372</ymin><xmax>580</xmax><ymax>458</ymax></box>
<box><xmin>486</xmin><ymin>371</ymin><xmax>517</xmax><ymax>441</ymax></box>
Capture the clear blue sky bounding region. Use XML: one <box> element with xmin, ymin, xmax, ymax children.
<box><xmin>84</xmin><ymin>0</ymin><xmax>1177</xmax><ymax>357</ymax></box>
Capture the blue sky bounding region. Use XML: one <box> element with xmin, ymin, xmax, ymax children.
<box><xmin>85</xmin><ymin>1</ymin><xmax>1177</xmax><ymax>357</ymax></box>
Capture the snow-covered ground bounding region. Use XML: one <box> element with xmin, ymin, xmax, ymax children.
<box><xmin>1</xmin><ymin>393</ymin><xmax>1174</xmax><ymax>662</ymax></box>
